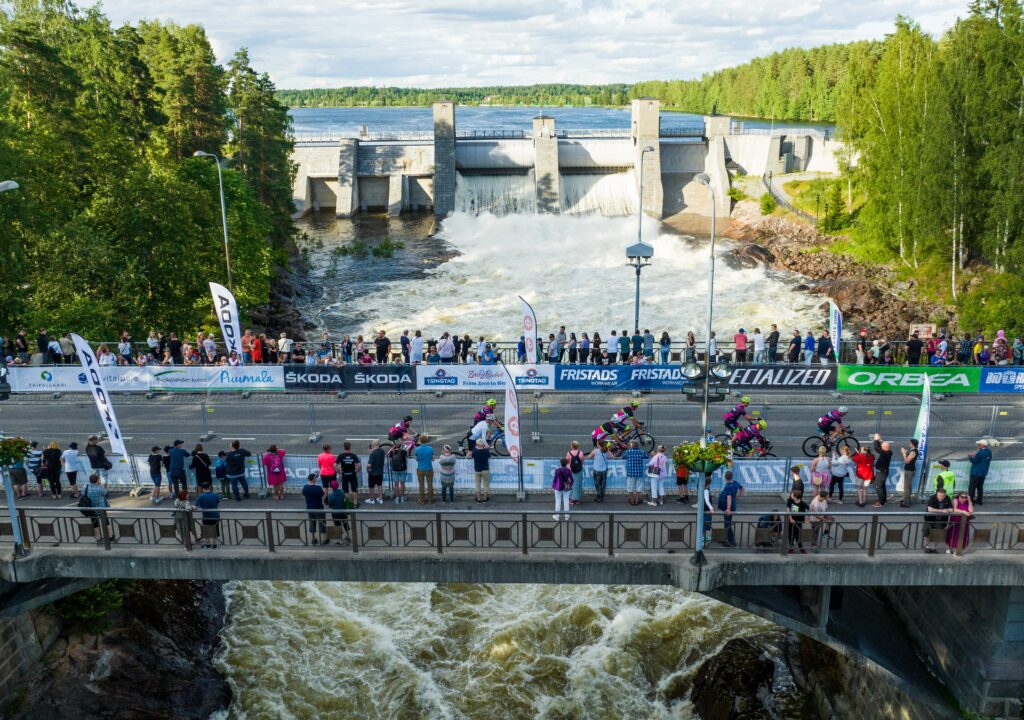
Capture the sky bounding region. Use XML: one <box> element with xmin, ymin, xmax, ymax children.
<box><xmin>99</xmin><ymin>0</ymin><xmax>967</xmax><ymax>89</ymax></box>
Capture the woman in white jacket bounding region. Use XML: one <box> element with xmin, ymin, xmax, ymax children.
<box><xmin>830</xmin><ymin>446</ymin><xmax>853</xmax><ymax>504</ymax></box>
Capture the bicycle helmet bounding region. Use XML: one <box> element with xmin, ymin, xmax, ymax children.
<box><xmin>486</xmin><ymin>399</ymin><xmax>497</xmax><ymax>406</ymax></box>
<box><xmin>837</xmin><ymin>406</ymin><xmax>848</xmax><ymax>415</ymax></box>
<box><xmin>758</xmin><ymin>419</ymin><xmax>767</xmax><ymax>430</ymax></box>
<box><xmin>403</xmin><ymin>415</ymin><xmax>413</xmax><ymax>424</ymax></box>
<box><xmin>740</xmin><ymin>396</ymin><xmax>751</xmax><ymax>404</ymax></box>
<box><xmin>630</xmin><ymin>399</ymin><xmax>641</xmax><ymax>407</ymax></box>
<box><xmin>484</xmin><ymin>413</ymin><xmax>495</xmax><ymax>420</ymax></box>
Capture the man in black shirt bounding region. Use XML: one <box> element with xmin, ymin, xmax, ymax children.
<box><xmin>788</xmin><ymin>330</ymin><xmax>801</xmax><ymax>364</ymax></box>
<box><xmin>336</xmin><ymin>441</ymin><xmax>362</xmax><ymax>507</ymax></box>
<box><xmin>225</xmin><ymin>440</ymin><xmax>252</xmax><ymax>501</ymax></box>
<box><xmin>15</xmin><ymin>329</ymin><xmax>29</xmax><ymax>364</ymax></box>
<box><xmin>906</xmin><ymin>332</ymin><xmax>923</xmax><ymax>365</ymax></box>
<box><xmin>366</xmin><ymin>439</ymin><xmax>386</xmax><ymax>504</ymax></box>
<box><xmin>924</xmin><ymin>488</ymin><xmax>953</xmax><ymax>553</ymax></box>
<box><xmin>375</xmin><ymin>330</ymin><xmax>391</xmax><ymax>364</ymax></box>
<box><xmin>900</xmin><ymin>439</ymin><xmax>918</xmax><ymax>507</ymax></box>
<box><xmin>168</xmin><ymin>333</ymin><xmax>183</xmax><ymax>364</ymax></box>
<box><xmin>767</xmin><ymin>324</ymin><xmax>780</xmax><ymax>364</ymax></box>
<box><xmin>873</xmin><ymin>434</ymin><xmax>892</xmax><ymax>507</ymax></box>
<box><xmin>786</xmin><ymin>489</ymin><xmax>809</xmax><ymax>554</ymax></box>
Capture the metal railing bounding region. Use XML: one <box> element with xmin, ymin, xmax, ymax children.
<box><xmin>762</xmin><ymin>172</ymin><xmax>816</xmax><ymax>223</ymax></box>
<box><xmin>3</xmin><ymin>507</ymin><xmax>1020</xmax><ymax>558</ymax></box>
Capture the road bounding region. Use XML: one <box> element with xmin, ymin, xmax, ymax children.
<box><xmin>2</xmin><ymin>391</ymin><xmax>1020</xmax><ymax>460</ymax></box>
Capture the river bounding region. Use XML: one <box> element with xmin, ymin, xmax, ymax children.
<box><xmin>213</xmin><ymin>107</ymin><xmax>824</xmax><ymax>719</ymax></box>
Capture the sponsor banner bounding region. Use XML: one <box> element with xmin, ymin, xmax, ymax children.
<box><xmin>416</xmin><ymin>365</ymin><xmax>555</xmax><ymax>391</ymax></box>
<box><xmin>209</xmin><ymin>282</ymin><xmax>242</xmax><ymax>356</ymax></box>
<box><xmin>555</xmin><ymin>364</ymin><xmax>837</xmax><ymax>391</ymax></box>
<box><xmin>147</xmin><ymin>366</ymin><xmax>284</xmax><ymax>392</ymax></box>
<box><xmin>502</xmin><ymin>366</ymin><xmax>523</xmax><ymax>462</ymax></box>
<box><xmin>837</xmin><ymin>365</ymin><xmax>981</xmax><ymax>393</ymax></box>
<box><xmin>520</xmin><ymin>296</ymin><xmax>539</xmax><ymax>364</ymax></box>
<box><xmin>911</xmin><ymin>375</ymin><xmax>931</xmax><ymax>492</ymax></box>
<box><xmin>980</xmin><ymin>367</ymin><xmax>1024</xmax><ymax>393</ymax></box>
<box><xmin>283</xmin><ymin>365</ymin><xmax>415</xmax><ymax>391</ymax></box>
<box><xmin>829</xmin><ymin>300</ymin><xmax>842</xmax><ymax>348</ymax></box>
<box><xmin>725</xmin><ymin>366</ymin><xmax>836</xmax><ymax>389</ymax></box>
<box><xmin>72</xmin><ymin>333</ymin><xmax>128</xmax><ymax>457</ymax></box>
<box><xmin>9</xmin><ymin>366</ymin><xmax>150</xmax><ymax>393</ymax></box>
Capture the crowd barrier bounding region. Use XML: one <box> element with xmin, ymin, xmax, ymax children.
<box><xmin>7</xmin><ymin>363</ymin><xmax>1024</xmax><ymax>395</ymax></box>
<box><xmin>73</xmin><ymin>454</ymin><xmax>1024</xmax><ymax>497</ymax></box>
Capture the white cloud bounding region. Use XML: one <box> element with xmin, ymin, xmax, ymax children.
<box><xmin>96</xmin><ymin>0</ymin><xmax>966</xmax><ymax>88</ymax></box>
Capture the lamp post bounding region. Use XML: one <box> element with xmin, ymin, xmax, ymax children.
<box><xmin>1</xmin><ymin>182</ymin><xmax>25</xmax><ymax>557</ymax></box>
<box><xmin>628</xmin><ymin>145</ymin><xmax>656</xmax><ymax>333</ymax></box>
<box><xmin>193</xmin><ymin>151</ymin><xmax>233</xmax><ymax>293</ymax></box>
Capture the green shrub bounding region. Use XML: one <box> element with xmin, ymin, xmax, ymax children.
<box><xmin>51</xmin><ymin>580</ymin><xmax>135</xmax><ymax>634</ymax></box>
<box><xmin>759</xmin><ymin>193</ymin><xmax>777</xmax><ymax>215</ymax></box>
<box><xmin>727</xmin><ymin>185</ymin><xmax>747</xmax><ymax>202</ymax></box>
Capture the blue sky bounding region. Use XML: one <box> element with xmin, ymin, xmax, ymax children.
<box><xmin>99</xmin><ymin>0</ymin><xmax>966</xmax><ymax>89</ymax></box>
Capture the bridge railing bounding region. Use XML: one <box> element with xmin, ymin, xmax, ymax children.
<box><xmin>4</xmin><ymin>507</ymin><xmax>1020</xmax><ymax>558</ymax></box>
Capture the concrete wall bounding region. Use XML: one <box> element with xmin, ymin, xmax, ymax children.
<box><xmin>659</xmin><ymin>143</ymin><xmax>706</xmax><ymax>173</ymax></box>
<box><xmin>407</xmin><ymin>177</ymin><xmax>433</xmax><ymax>211</ymax></box>
<box><xmin>358</xmin><ymin>177</ymin><xmax>389</xmax><ymax>211</ymax></box>
<box><xmin>558</xmin><ymin>139</ymin><xmax>635</xmax><ymax>169</ymax></box>
<box><xmin>533</xmin><ymin>116</ymin><xmax>560</xmax><ymax>213</ymax></box>
<box><xmin>631</xmin><ymin>98</ymin><xmax>663</xmax><ymax>218</ymax></box>
<box><xmin>291</xmin><ymin>144</ymin><xmax>342</xmax><ymax>216</ymax></box>
<box><xmin>705</xmin><ymin>136</ymin><xmax>732</xmax><ymax>216</ymax></box>
<box><xmin>723</xmin><ymin>135</ymin><xmax>773</xmax><ymax>177</ymax></box>
<box><xmin>456</xmin><ymin>140</ymin><xmax>534</xmax><ymax>169</ymax></box>
<box><xmin>336</xmin><ymin>139</ymin><xmax>358</xmax><ymax>218</ymax></box>
<box><xmin>356</xmin><ymin>142</ymin><xmax>434</xmax><ymax>177</ymax></box>
<box><xmin>805</xmin><ymin>138</ymin><xmax>846</xmax><ymax>174</ymax></box>
<box><xmin>433</xmin><ymin>102</ymin><xmax>456</xmax><ymax>216</ymax></box>
<box><xmin>0</xmin><ymin>612</ymin><xmax>58</xmax><ymax>704</ymax></box>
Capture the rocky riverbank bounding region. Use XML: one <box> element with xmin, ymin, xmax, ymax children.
<box><xmin>9</xmin><ymin>581</ymin><xmax>229</xmax><ymax>720</ymax></box>
<box><xmin>721</xmin><ymin>201</ymin><xmax>955</xmax><ymax>337</ymax></box>
<box><xmin>246</xmin><ymin>238</ymin><xmax>317</xmax><ymax>342</ymax></box>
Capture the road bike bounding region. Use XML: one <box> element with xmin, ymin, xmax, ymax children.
<box><xmin>457</xmin><ymin>424</ymin><xmax>509</xmax><ymax>457</ymax></box>
<box><xmin>731</xmin><ymin>438</ymin><xmax>776</xmax><ymax>459</ymax></box>
<box><xmin>802</xmin><ymin>427</ymin><xmax>860</xmax><ymax>457</ymax></box>
<box><xmin>606</xmin><ymin>426</ymin><xmax>656</xmax><ymax>457</ymax></box>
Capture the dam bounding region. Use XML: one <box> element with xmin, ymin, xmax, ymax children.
<box><xmin>290</xmin><ymin>99</ymin><xmax>845</xmax><ymax>224</ymax></box>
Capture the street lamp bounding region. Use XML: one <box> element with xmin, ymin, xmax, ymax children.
<box><xmin>628</xmin><ymin>145</ymin><xmax>656</xmax><ymax>333</ymax></box>
<box><xmin>193</xmin><ymin>151</ymin><xmax>233</xmax><ymax>293</ymax></box>
<box><xmin>1</xmin><ymin>181</ymin><xmax>26</xmax><ymax>556</ymax></box>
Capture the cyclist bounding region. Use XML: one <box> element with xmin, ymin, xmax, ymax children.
<box><xmin>610</xmin><ymin>400</ymin><xmax>644</xmax><ymax>440</ymax></box>
<box><xmin>592</xmin><ymin>421</ymin><xmax>620</xmax><ymax>448</ymax></box>
<box><xmin>472</xmin><ymin>399</ymin><xmax>498</xmax><ymax>425</ymax></box>
<box><xmin>464</xmin><ymin>413</ymin><xmax>498</xmax><ymax>455</ymax></box>
<box><xmin>722</xmin><ymin>396</ymin><xmax>752</xmax><ymax>435</ymax></box>
<box><xmin>748</xmin><ymin>419</ymin><xmax>769</xmax><ymax>453</ymax></box>
<box><xmin>731</xmin><ymin>423</ymin><xmax>758</xmax><ymax>456</ymax></box>
<box><xmin>817</xmin><ymin>406</ymin><xmax>848</xmax><ymax>443</ymax></box>
<box><xmin>388</xmin><ymin>415</ymin><xmax>415</xmax><ymax>447</ymax></box>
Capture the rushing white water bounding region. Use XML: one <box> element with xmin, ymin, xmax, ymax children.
<box><xmin>561</xmin><ymin>171</ymin><xmax>637</xmax><ymax>216</ymax></box>
<box><xmin>455</xmin><ymin>172</ymin><xmax>536</xmax><ymax>214</ymax></box>
<box><xmin>215</xmin><ymin>581</ymin><xmax>778</xmax><ymax>719</ymax></box>
<box><xmin>343</xmin><ymin>212</ymin><xmax>821</xmax><ymax>340</ymax></box>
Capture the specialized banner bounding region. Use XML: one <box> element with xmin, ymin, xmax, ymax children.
<box><xmin>283</xmin><ymin>365</ymin><xmax>415</xmax><ymax>391</ymax></box>
<box><xmin>416</xmin><ymin>364</ymin><xmax>555</xmax><ymax>390</ymax></box>
<box><xmin>837</xmin><ymin>365</ymin><xmax>980</xmax><ymax>393</ymax></box>
<box><xmin>829</xmin><ymin>300</ymin><xmax>842</xmax><ymax>350</ymax></box>
<box><xmin>910</xmin><ymin>375</ymin><xmax>931</xmax><ymax>493</ymax></box>
<box><xmin>209</xmin><ymin>282</ymin><xmax>242</xmax><ymax>356</ymax></box>
<box><xmin>71</xmin><ymin>333</ymin><xmax>128</xmax><ymax>457</ymax></box>
<box><xmin>520</xmin><ymin>296</ymin><xmax>539</xmax><ymax>365</ymax></box>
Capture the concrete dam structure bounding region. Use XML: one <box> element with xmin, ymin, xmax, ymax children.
<box><xmin>291</xmin><ymin>100</ymin><xmax>844</xmax><ymax>223</ymax></box>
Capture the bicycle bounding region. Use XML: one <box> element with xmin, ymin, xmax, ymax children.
<box><xmin>802</xmin><ymin>427</ymin><xmax>860</xmax><ymax>457</ymax></box>
<box><xmin>731</xmin><ymin>438</ymin><xmax>776</xmax><ymax>459</ymax></box>
<box><xmin>457</xmin><ymin>424</ymin><xmax>509</xmax><ymax>457</ymax></box>
<box><xmin>605</xmin><ymin>426</ymin><xmax>656</xmax><ymax>457</ymax></box>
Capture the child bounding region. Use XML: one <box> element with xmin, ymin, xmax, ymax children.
<box><xmin>214</xmin><ymin>451</ymin><xmax>229</xmax><ymax>499</ymax></box>
<box><xmin>438</xmin><ymin>444</ymin><xmax>457</xmax><ymax>503</ymax></box>
<box><xmin>173</xmin><ymin>490</ymin><xmax>196</xmax><ymax>545</ymax></box>
<box><xmin>147</xmin><ymin>445</ymin><xmax>164</xmax><ymax>503</ymax></box>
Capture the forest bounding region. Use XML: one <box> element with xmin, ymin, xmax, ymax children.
<box><xmin>275</xmin><ymin>84</ymin><xmax>633</xmax><ymax>108</ymax></box>
<box><xmin>0</xmin><ymin>0</ymin><xmax>294</xmax><ymax>337</ymax></box>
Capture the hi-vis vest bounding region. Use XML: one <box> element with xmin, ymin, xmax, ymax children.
<box><xmin>934</xmin><ymin>469</ymin><xmax>956</xmax><ymax>493</ymax></box>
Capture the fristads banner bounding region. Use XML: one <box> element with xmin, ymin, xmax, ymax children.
<box><xmin>283</xmin><ymin>365</ymin><xmax>415</xmax><ymax>391</ymax></box>
<box><xmin>554</xmin><ymin>364</ymin><xmax>837</xmax><ymax>391</ymax></box>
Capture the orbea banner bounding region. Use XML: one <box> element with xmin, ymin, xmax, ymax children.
<box><xmin>838</xmin><ymin>365</ymin><xmax>980</xmax><ymax>393</ymax></box>
<box><xmin>71</xmin><ymin>333</ymin><xmax>128</xmax><ymax>457</ymax></box>
<box><xmin>416</xmin><ymin>364</ymin><xmax>555</xmax><ymax>390</ymax></box>
<box><xmin>209</xmin><ymin>282</ymin><xmax>242</xmax><ymax>356</ymax></box>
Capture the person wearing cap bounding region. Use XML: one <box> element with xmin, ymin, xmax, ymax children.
<box><xmin>934</xmin><ymin>459</ymin><xmax>956</xmax><ymax>495</ymax></box>
<box><xmin>855</xmin><ymin>328</ymin><xmax>869</xmax><ymax>365</ymax></box>
<box><xmin>168</xmin><ymin>439</ymin><xmax>191</xmax><ymax>496</ymax></box>
<box><xmin>968</xmin><ymin>439</ymin><xmax>992</xmax><ymax>505</ymax></box>
<box><xmin>900</xmin><ymin>439</ymin><xmax>918</xmax><ymax>507</ymax></box>
<box><xmin>85</xmin><ymin>435</ymin><xmax>112</xmax><ymax>480</ymax></box>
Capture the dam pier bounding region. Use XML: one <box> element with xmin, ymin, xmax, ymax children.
<box><xmin>291</xmin><ymin>99</ymin><xmax>844</xmax><ymax>224</ymax></box>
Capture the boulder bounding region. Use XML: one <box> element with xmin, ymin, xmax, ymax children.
<box><xmin>691</xmin><ymin>638</ymin><xmax>774</xmax><ymax>720</ymax></box>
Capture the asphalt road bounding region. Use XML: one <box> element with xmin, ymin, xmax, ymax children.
<box><xmin>2</xmin><ymin>392</ymin><xmax>1021</xmax><ymax>460</ymax></box>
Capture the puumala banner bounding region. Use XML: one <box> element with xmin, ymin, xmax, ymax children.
<box><xmin>10</xmin><ymin>365</ymin><xmax>284</xmax><ymax>392</ymax></box>
<box><xmin>283</xmin><ymin>365</ymin><xmax>415</xmax><ymax>391</ymax></box>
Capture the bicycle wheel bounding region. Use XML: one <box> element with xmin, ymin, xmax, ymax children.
<box><xmin>713</xmin><ymin>433</ymin><xmax>731</xmax><ymax>444</ymax></box>
<box><xmin>491</xmin><ymin>436</ymin><xmax>509</xmax><ymax>457</ymax></box>
<box><xmin>761</xmin><ymin>451</ymin><xmax>777</xmax><ymax>458</ymax></box>
<box><xmin>637</xmin><ymin>433</ymin><xmax>656</xmax><ymax>453</ymax></box>
<box><xmin>836</xmin><ymin>436</ymin><xmax>860</xmax><ymax>454</ymax></box>
<box><xmin>802</xmin><ymin>436</ymin><xmax>824</xmax><ymax>457</ymax></box>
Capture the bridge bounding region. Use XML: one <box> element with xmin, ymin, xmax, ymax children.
<box><xmin>2</xmin><ymin>499</ymin><xmax>1023</xmax><ymax>717</ymax></box>
<box><xmin>290</xmin><ymin>99</ymin><xmax>845</xmax><ymax>222</ymax></box>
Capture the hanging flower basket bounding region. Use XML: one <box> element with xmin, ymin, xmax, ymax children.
<box><xmin>673</xmin><ymin>441</ymin><xmax>730</xmax><ymax>475</ymax></box>
<box><xmin>0</xmin><ymin>437</ymin><xmax>30</xmax><ymax>469</ymax></box>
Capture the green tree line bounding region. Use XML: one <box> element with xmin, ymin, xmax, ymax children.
<box><xmin>275</xmin><ymin>84</ymin><xmax>633</xmax><ymax>108</ymax></box>
<box><xmin>0</xmin><ymin>0</ymin><xmax>294</xmax><ymax>338</ymax></box>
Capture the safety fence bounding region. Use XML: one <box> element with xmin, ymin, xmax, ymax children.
<box><xmin>9</xmin><ymin>363</ymin><xmax>1024</xmax><ymax>394</ymax></box>
<box><xmin>46</xmin><ymin>453</ymin><xmax>1024</xmax><ymax>497</ymax></box>
<box><xmin>2</xmin><ymin>507</ymin><xmax>1019</xmax><ymax>558</ymax></box>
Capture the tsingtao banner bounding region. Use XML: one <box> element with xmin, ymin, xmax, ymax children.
<box><xmin>71</xmin><ymin>333</ymin><xmax>128</xmax><ymax>457</ymax></box>
<box><xmin>416</xmin><ymin>365</ymin><xmax>555</xmax><ymax>391</ymax></box>
<box><xmin>209</xmin><ymin>282</ymin><xmax>242</xmax><ymax>356</ymax></box>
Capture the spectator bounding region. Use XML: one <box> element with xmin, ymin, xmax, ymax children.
<box><xmin>788</xmin><ymin>330</ymin><xmax>801</xmax><ymax>363</ymax></box>
<box><xmin>619</xmin><ymin>331</ymin><xmax>631</xmax><ymax>363</ymax></box>
<box><xmin>147</xmin><ymin>446</ymin><xmax>164</xmax><ymax>504</ymax></box>
<box><xmin>717</xmin><ymin>470</ymin><xmax>744</xmax><ymax>547</ymax></box>
<box><xmin>438</xmin><ymin>445</ymin><xmax>457</xmax><ymax>503</ymax></box>
<box><xmin>946</xmin><ymin>491</ymin><xmax>973</xmax><ymax>554</ymax></box>
<box><xmin>366</xmin><ymin>439</ymin><xmax>386</xmax><ymax>504</ymax></box>
<box><xmin>214</xmin><ymin>451</ymin><xmax>229</xmax><ymax>499</ymax></box>
<box><xmin>86</xmin><ymin>435</ymin><xmax>112</xmax><ymax>480</ymax></box>
<box><xmin>27</xmin><ymin>441</ymin><xmax>44</xmax><ymax>498</ymax></box>
<box><xmin>587</xmin><ymin>441</ymin><xmax>610</xmax><ymax>503</ymax></box>
<box><xmin>225</xmin><ymin>440</ymin><xmax>252</xmax><ymax>501</ymax></box>
<box><xmin>241</xmin><ymin>330</ymin><xmax>254</xmax><ymax>364</ymax></box>
<box><xmin>40</xmin><ymin>441</ymin><xmax>63</xmax><ymax>499</ymax></box>
<box><xmin>59</xmin><ymin>333</ymin><xmax>75</xmax><ymax>364</ymax></box>
<box><xmin>853</xmin><ymin>445</ymin><xmax>874</xmax><ymax>507</ymax></box>
<box><xmin>1013</xmin><ymin>336</ymin><xmax>1024</xmax><ymax>365</ymax></box>
<box><xmin>788</xmin><ymin>465</ymin><xmax>804</xmax><ymax>496</ymax></box>
<box><xmin>326</xmin><ymin>480</ymin><xmax>350</xmax><ymax>545</ymax></box>
<box><xmin>566</xmin><ymin>440</ymin><xmax>586</xmax><ymax>506</ymax></box>
<box><xmin>659</xmin><ymin>331</ymin><xmax>671</xmax><ymax>363</ymax></box>
<box><xmin>685</xmin><ymin>331</ymin><xmax>697</xmax><ymax>364</ymax></box>
<box><xmin>579</xmin><ymin>333</ymin><xmax>590</xmax><ymax>363</ymax></box>
<box><xmin>872</xmin><ymin>434</ymin><xmax>893</xmax><ymax>508</ymax></box>
<box><xmin>786</xmin><ymin>487</ymin><xmax>809</xmax><ymax>554</ymax></box>
<box><xmin>701</xmin><ymin>475</ymin><xmax>715</xmax><ymax>544</ymax></box>
<box><xmin>390</xmin><ymin>443</ymin><xmax>409</xmax><ymax>504</ymax></box>
<box><xmin>61</xmin><ymin>441</ymin><xmax>81</xmax><ymax>499</ymax></box>
<box><xmin>552</xmin><ymin>457</ymin><xmax>573</xmax><ymax>521</ymax></box>
<box><xmin>81</xmin><ymin>473</ymin><xmax>111</xmax><ymax>542</ymax></box>
<box><xmin>336</xmin><ymin>441</ymin><xmax>361</xmax><ymax>508</ymax></box>
<box><xmin>829</xmin><ymin>446</ymin><xmax>851</xmax><ymax>504</ymax></box>
<box><xmin>642</xmin><ymin>329</ymin><xmax>655</xmax><ymax>360</ymax></box>
<box><xmin>647</xmin><ymin>444</ymin><xmax>669</xmax><ymax>507</ymax></box>
<box><xmin>190</xmin><ymin>443</ymin><xmax>213</xmax><ymax>492</ymax></box>
<box><xmin>817</xmin><ymin>330</ymin><xmax>834</xmax><ymax>364</ymax></box>
<box><xmin>809</xmin><ymin>489</ymin><xmax>833</xmax><ymax>553</ymax></box>
<box><xmin>900</xmin><ymin>439</ymin><xmax>918</xmax><ymax>507</ymax></box>
<box><xmin>622</xmin><ymin>440</ymin><xmax>648</xmax><ymax>506</ymax></box>
<box><xmin>767</xmin><ymin>324</ymin><xmax>779</xmax><ymax>364</ymax></box>
<box><xmin>194</xmin><ymin>482</ymin><xmax>221</xmax><ymax>549</ymax></box>
<box><xmin>437</xmin><ymin>333</ymin><xmax>455</xmax><ymax>364</ymax></box>
<box><xmin>410</xmin><ymin>330</ymin><xmax>424</xmax><ymax>364</ymax></box>
<box><xmin>9</xmin><ymin>447</ymin><xmax>28</xmax><ymax>499</ymax></box>
<box><xmin>809</xmin><ymin>445</ymin><xmax>830</xmax><ymax>498</ymax></box>
<box><xmin>733</xmin><ymin>328</ymin><xmax>748</xmax><ymax>363</ymax></box>
<box><xmin>302</xmin><ymin>473</ymin><xmax>327</xmax><ymax>545</ymax></box>
<box><xmin>924</xmin><ymin>487</ymin><xmax>954</xmax><ymax>553</ymax></box>
<box><xmin>414</xmin><ymin>435</ymin><xmax>435</xmax><ymax>504</ymax></box>
<box><xmin>168</xmin><ymin>439</ymin><xmax>190</xmax><ymax>497</ymax></box>
<box><xmin>317</xmin><ymin>444</ymin><xmax>337</xmax><ymax>490</ymax></box>
<box><xmin>907</xmin><ymin>332</ymin><xmax>923</xmax><ymax>365</ymax></box>
<box><xmin>967</xmin><ymin>439</ymin><xmax>992</xmax><ymax>505</ymax></box>
<box><xmin>263</xmin><ymin>444</ymin><xmax>287</xmax><ymax>501</ymax></box>
<box><xmin>751</xmin><ymin>327</ymin><xmax>765</xmax><ymax>365</ymax></box>
<box><xmin>374</xmin><ymin>330</ymin><xmax>391</xmax><ymax>363</ymax></box>
<box><xmin>173</xmin><ymin>490</ymin><xmax>197</xmax><ymax>546</ymax></box>
<box><xmin>547</xmin><ymin>333</ymin><xmax>559</xmax><ymax>363</ymax></box>
<box><xmin>803</xmin><ymin>331</ymin><xmax>816</xmax><ymax>365</ymax></box>
<box><xmin>607</xmin><ymin>330</ymin><xmax>618</xmax><ymax>363</ymax></box>
<box><xmin>472</xmin><ymin>439</ymin><xmax>490</xmax><ymax>503</ymax></box>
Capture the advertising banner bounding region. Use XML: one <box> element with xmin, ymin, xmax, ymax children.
<box><xmin>209</xmin><ymin>282</ymin><xmax>242</xmax><ymax>356</ymax></box>
<box><xmin>724</xmin><ymin>366</ymin><xmax>836</xmax><ymax>389</ymax></box>
<box><xmin>520</xmin><ymin>296</ymin><xmax>539</xmax><ymax>365</ymax></box>
<box><xmin>9</xmin><ymin>366</ymin><xmax>151</xmax><ymax>393</ymax></box>
<box><xmin>979</xmin><ymin>368</ymin><xmax>1024</xmax><ymax>393</ymax></box>
<box><xmin>146</xmin><ymin>366</ymin><xmax>284</xmax><ymax>392</ymax></box>
<box><xmin>283</xmin><ymin>365</ymin><xmax>415</xmax><ymax>391</ymax></box>
<box><xmin>416</xmin><ymin>364</ymin><xmax>555</xmax><ymax>391</ymax></box>
<box><xmin>502</xmin><ymin>366</ymin><xmax>523</xmax><ymax>463</ymax></box>
<box><xmin>837</xmin><ymin>365</ymin><xmax>980</xmax><ymax>393</ymax></box>
<box><xmin>555</xmin><ymin>364</ymin><xmax>837</xmax><ymax>391</ymax></box>
<box><xmin>829</xmin><ymin>300</ymin><xmax>842</xmax><ymax>349</ymax></box>
<box><xmin>71</xmin><ymin>333</ymin><xmax>128</xmax><ymax>457</ymax></box>
<box><xmin>911</xmin><ymin>375</ymin><xmax>932</xmax><ymax>493</ymax></box>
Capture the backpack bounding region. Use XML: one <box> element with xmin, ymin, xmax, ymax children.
<box><xmin>569</xmin><ymin>452</ymin><xmax>583</xmax><ymax>474</ymax></box>
<box><xmin>391</xmin><ymin>448</ymin><xmax>408</xmax><ymax>472</ymax></box>
<box><xmin>78</xmin><ymin>491</ymin><xmax>94</xmax><ymax>517</ymax></box>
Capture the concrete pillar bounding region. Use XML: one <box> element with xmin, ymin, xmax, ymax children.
<box><xmin>705</xmin><ymin>136</ymin><xmax>732</xmax><ymax>216</ymax></box>
<box><xmin>704</xmin><ymin>115</ymin><xmax>731</xmax><ymax>137</ymax></box>
<box><xmin>433</xmin><ymin>102</ymin><xmax>456</xmax><ymax>217</ymax></box>
<box><xmin>336</xmin><ymin>138</ymin><xmax>359</xmax><ymax>218</ymax></box>
<box><xmin>630</xmin><ymin>97</ymin><xmax>663</xmax><ymax>218</ymax></box>
<box><xmin>387</xmin><ymin>174</ymin><xmax>404</xmax><ymax>217</ymax></box>
<box><xmin>532</xmin><ymin>115</ymin><xmax>560</xmax><ymax>213</ymax></box>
